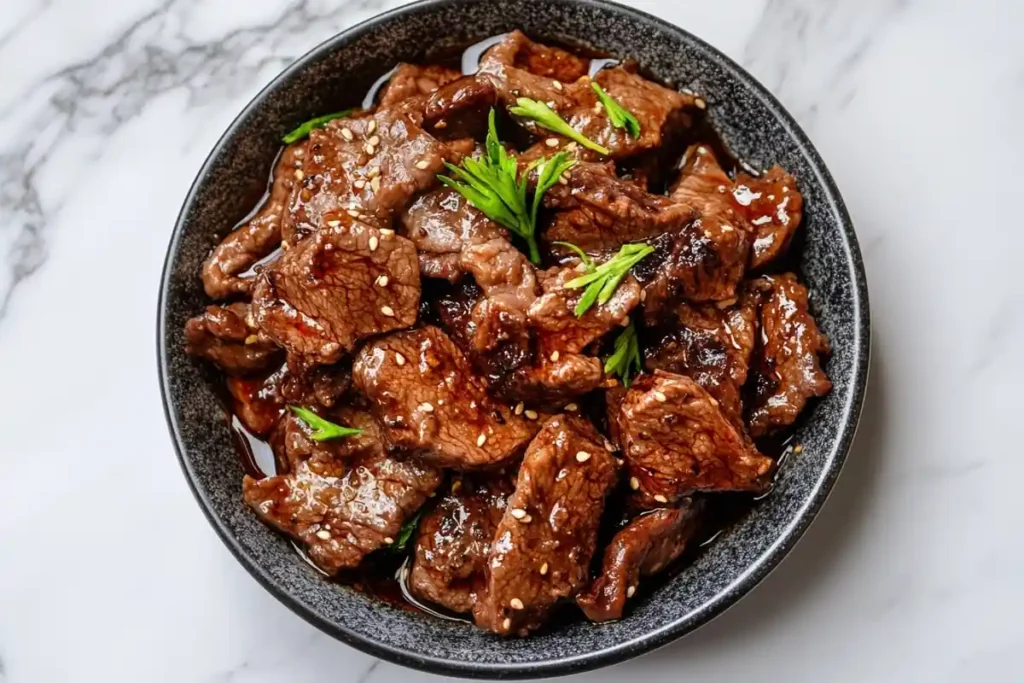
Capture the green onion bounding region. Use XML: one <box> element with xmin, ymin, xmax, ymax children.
<box><xmin>508</xmin><ymin>98</ymin><xmax>610</xmax><ymax>156</ymax></box>
<box><xmin>290</xmin><ymin>406</ymin><xmax>362</xmax><ymax>441</ymax></box>
<box><xmin>282</xmin><ymin>109</ymin><xmax>356</xmax><ymax>144</ymax></box>
<box><xmin>591</xmin><ymin>83</ymin><xmax>641</xmax><ymax>138</ymax></box>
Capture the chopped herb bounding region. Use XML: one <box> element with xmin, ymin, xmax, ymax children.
<box><xmin>591</xmin><ymin>83</ymin><xmax>641</xmax><ymax>138</ymax></box>
<box><xmin>604</xmin><ymin>322</ymin><xmax>643</xmax><ymax>387</ymax></box>
<box><xmin>440</xmin><ymin>109</ymin><xmax>575</xmax><ymax>264</ymax></box>
<box><xmin>290</xmin><ymin>406</ymin><xmax>362</xmax><ymax>441</ymax></box>
<box><xmin>390</xmin><ymin>509</ymin><xmax>424</xmax><ymax>553</ymax></box>
<box><xmin>282</xmin><ymin>109</ymin><xmax>356</xmax><ymax>144</ymax></box>
<box><xmin>565</xmin><ymin>242</ymin><xmax>655</xmax><ymax>316</ymax></box>
<box><xmin>508</xmin><ymin>98</ymin><xmax>610</xmax><ymax>156</ymax></box>
<box><xmin>551</xmin><ymin>241</ymin><xmax>595</xmax><ymax>272</ymax></box>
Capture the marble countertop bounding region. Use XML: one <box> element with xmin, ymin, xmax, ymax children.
<box><xmin>2</xmin><ymin>0</ymin><xmax>1022</xmax><ymax>681</ymax></box>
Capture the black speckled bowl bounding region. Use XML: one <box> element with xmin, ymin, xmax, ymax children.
<box><xmin>158</xmin><ymin>0</ymin><xmax>870</xmax><ymax>678</ymax></box>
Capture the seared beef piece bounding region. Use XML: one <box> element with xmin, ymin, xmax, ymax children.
<box><xmin>377</xmin><ymin>63</ymin><xmax>462</xmax><ymax>108</ymax></box>
<box><xmin>498</xmin><ymin>353</ymin><xmax>605</xmax><ymax>407</ymax></box>
<box><xmin>202</xmin><ymin>143</ymin><xmax>303</xmax><ymax>299</ymax></box>
<box><xmin>747</xmin><ymin>274</ymin><xmax>831</xmax><ymax>436</ymax></box>
<box><xmin>278</xmin><ymin>362</ymin><xmax>352</xmax><ymax>409</ymax></box>
<box><xmin>668</xmin><ymin>144</ymin><xmax>738</xmax><ymax>218</ymax></box>
<box><xmin>473</xmin><ymin>415</ymin><xmax>621</xmax><ymax>636</ymax></box>
<box><xmin>253</xmin><ymin>214</ymin><xmax>420</xmax><ymax>367</ymax></box>
<box><xmin>528</xmin><ymin>264</ymin><xmax>640</xmax><ymax>354</ymax></box>
<box><xmin>636</xmin><ymin>216</ymin><xmax>750</xmax><ymax>320</ymax></box>
<box><xmin>184</xmin><ymin>303</ymin><xmax>280</xmax><ymax>374</ymax></box>
<box><xmin>734</xmin><ymin>167</ymin><xmax>803</xmax><ymax>268</ymax></box>
<box><xmin>279</xmin><ymin>405</ymin><xmax>381</xmax><ymax>475</ymax></box>
<box><xmin>644</xmin><ymin>291</ymin><xmax>759</xmax><ymax>428</ymax></box>
<box><xmin>285</xmin><ymin>108</ymin><xmax>457</xmax><ymax>241</ymax></box>
<box><xmin>353</xmin><ymin>327</ymin><xmax>537</xmax><ymax>469</ymax></box>
<box><xmin>227</xmin><ymin>368</ymin><xmax>288</xmax><ymax>437</ymax></box>
<box><xmin>482</xmin><ymin>30</ymin><xmax>590</xmax><ymax>83</ymax></box>
<box><xmin>409</xmin><ymin>475</ymin><xmax>513</xmax><ymax>613</ymax></box>
<box><xmin>604</xmin><ymin>384</ymin><xmax>627</xmax><ymax>449</ymax></box>
<box><xmin>400</xmin><ymin>189</ymin><xmax>508</xmax><ymax>281</ymax></box>
<box><xmin>577</xmin><ymin>499</ymin><xmax>705</xmax><ymax>622</ymax></box>
<box><xmin>423</xmin><ymin>76</ymin><xmax>498</xmax><ymax>140</ymax></box>
<box><xmin>243</xmin><ymin>444</ymin><xmax>441</xmax><ymax>576</ymax></box>
<box><xmin>543</xmin><ymin>162</ymin><xmax>698</xmax><ymax>256</ymax></box>
<box><xmin>617</xmin><ymin>370</ymin><xmax>773</xmax><ymax>507</ymax></box>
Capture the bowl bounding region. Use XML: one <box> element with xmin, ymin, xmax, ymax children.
<box><xmin>157</xmin><ymin>0</ymin><xmax>870</xmax><ymax>677</ymax></box>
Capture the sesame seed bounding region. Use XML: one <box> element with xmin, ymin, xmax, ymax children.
<box><xmin>695</xmin><ymin>97</ymin><xmax>707</xmax><ymax>109</ymax></box>
<box><xmin>654</xmin><ymin>391</ymin><xmax>667</xmax><ymax>403</ymax></box>
<box><xmin>545</xmin><ymin>137</ymin><xmax>560</xmax><ymax>148</ymax></box>
<box><xmin>419</xmin><ymin>402</ymin><xmax>434</xmax><ymax>413</ymax></box>
<box><xmin>327</xmin><ymin>219</ymin><xmax>341</xmax><ymax>227</ymax></box>
<box><xmin>375</xmin><ymin>274</ymin><xmax>389</xmax><ymax>287</ymax></box>
<box><xmin>558</xmin><ymin>173</ymin><xmax>569</xmax><ymax>185</ymax></box>
<box><xmin>565</xmin><ymin>403</ymin><xmax>578</xmax><ymax>412</ymax></box>
<box><xmin>354</xmin><ymin>179</ymin><xmax>366</xmax><ymax>189</ymax></box>
<box><xmin>415</xmin><ymin>160</ymin><xmax>430</xmax><ymax>170</ymax></box>
<box><xmin>384</xmin><ymin>537</ymin><xmax>394</xmax><ymax>544</ymax></box>
<box><xmin>477</xmin><ymin>432</ymin><xmax>487</xmax><ymax>447</ymax></box>
<box><xmin>502</xmin><ymin>618</ymin><xmax>511</xmax><ymax>630</ymax></box>
<box><xmin>604</xmin><ymin>439</ymin><xmax>616</xmax><ymax>452</ymax></box>
<box><xmin>347</xmin><ymin>209</ymin><xmax>360</xmax><ymax>218</ymax></box>
<box><xmin>539</xmin><ymin>562</ymin><xmax>549</xmax><ymax>575</ymax></box>
<box><xmin>565</xmin><ymin>141</ymin><xmax>578</xmax><ymax>151</ymax></box>
<box><xmin>629</xmin><ymin>477</ymin><xmax>640</xmax><ymax>490</ymax></box>
<box><xmin>381</xmin><ymin>305</ymin><xmax>395</xmax><ymax>317</ymax></box>
<box><xmin>654</xmin><ymin>494</ymin><xmax>669</xmax><ymax>504</ymax></box>
<box><xmin>510</xmin><ymin>598</ymin><xmax>525</xmax><ymax>610</ymax></box>
<box><xmin>576</xmin><ymin>451</ymin><xmax>591</xmax><ymax>463</ymax></box>
<box><xmin>627</xmin><ymin>585</ymin><xmax>636</xmax><ymax>598</ymax></box>
<box><xmin>510</xmin><ymin>508</ymin><xmax>527</xmax><ymax>519</ymax></box>
<box><xmin>367</xmin><ymin>167</ymin><xmax>380</xmax><ymax>179</ymax></box>
<box><xmin>550</xmin><ymin>350</ymin><xmax>560</xmax><ymax>362</ymax></box>
<box><xmin>363</xmin><ymin>143</ymin><xmax>375</xmax><ymax>155</ymax></box>
<box><xmin>395</xmin><ymin>352</ymin><xmax>406</xmax><ymax>365</ymax></box>
<box><xmin>316</xmin><ymin>530</ymin><xmax>331</xmax><ymax>540</ymax></box>
<box><xmin>514</xmin><ymin>402</ymin><xmax>524</xmax><ymax>415</ymax></box>
<box><xmin>522</xmin><ymin>514</ymin><xmax>533</xmax><ymax>523</ymax></box>
<box><xmin>369</xmin><ymin>235</ymin><xmax>379</xmax><ymax>251</ymax></box>
<box><xmin>341</xmin><ymin>127</ymin><xmax>354</xmax><ymax>141</ymax></box>
<box><xmin>451</xmin><ymin>479</ymin><xmax>462</xmax><ymax>492</ymax></box>
<box><xmin>294</xmin><ymin>169</ymin><xmax>304</xmax><ymax>181</ymax></box>
<box><xmin>367</xmin><ymin>120</ymin><xmax>377</xmax><ymax>134</ymax></box>
<box><xmin>281</xmin><ymin>241</ymin><xmax>290</xmax><ymax>250</ymax></box>
<box><xmin>435</xmin><ymin>120</ymin><xmax>447</xmax><ymax>129</ymax></box>
<box><xmin>524</xmin><ymin>410</ymin><xmax>539</xmax><ymax>420</ymax></box>
<box><xmin>244</xmin><ymin>334</ymin><xmax>260</xmax><ymax>345</ymax></box>
<box><xmin>553</xmin><ymin>80</ymin><xmax>563</xmax><ymax>91</ymax></box>
<box><xmin>793</xmin><ymin>444</ymin><xmax>804</xmax><ymax>454</ymax></box>
<box><xmin>368</xmin><ymin>135</ymin><xmax>381</xmax><ymax>147</ymax></box>
<box><xmin>370</xmin><ymin>176</ymin><xmax>381</xmax><ymax>193</ymax></box>
<box><xmin>593</xmin><ymin>104</ymin><xmax>603</xmax><ymax>114</ymax></box>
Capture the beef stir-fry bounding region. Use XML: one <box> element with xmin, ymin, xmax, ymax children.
<box><xmin>185</xmin><ymin>31</ymin><xmax>831</xmax><ymax>636</ymax></box>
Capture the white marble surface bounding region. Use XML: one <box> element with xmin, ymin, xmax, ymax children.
<box><xmin>1</xmin><ymin>0</ymin><xmax>1022</xmax><ymax>681</ymax></box>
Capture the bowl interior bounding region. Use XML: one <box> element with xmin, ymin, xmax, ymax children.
<box><xmin>159</xmin><ymin>0</ymin><xmax>869</xmax><ymax>678</ymax></box>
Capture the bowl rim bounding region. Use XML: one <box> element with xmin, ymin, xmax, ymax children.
<box><xmin>157</xmin><ymin>0</ymin><xmax>871</xmax><ymax>678</ymax></box>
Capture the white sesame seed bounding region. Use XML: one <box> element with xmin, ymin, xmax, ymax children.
<box><xmin>502</xmin><ymin>618</ymin><xmax>511</xmax><ymax>630</ymax></box>
<box><xmin>341</xmin><ymin>127</ymin><xmax>354</xmax><ymax>141</ymax></box>
<box><xmin>347</xmin><ymin>209</ymin><xmax>360</xmax><ymax>218</ymax></box>
<box><xmin>354</xmin><ymin>179</ymin><xmax>366</xmax><ymax>189</ymax></box>
<box><xmin>550</xmin><ymin>350</ymin><xmax>560</xmax><ymax>362</ymax></box>
<box><xmin>522</xmin><ymin>514</ymin><xmax>533</xmax><ymax>523</ymax></box>
<box><xmin>565</xmin><ymin>141</ymin><xmax>578</xmax><ymax>151</ymax></box>
<box><xmin>627</xmin><ymin>585</ymin><xmax>636</xmax><ymax>598</ymax></box>
<box><xmin>477</xmin><ymin>432</ymin><xmax>487</xmax><ymax>447</ymax></box>
<box><xmin>514</xmin><ymin>402</ymin><xmax>524</xmax><ymax>416</ymax></box>
<box><xmin>384</xmin><ymin>537</ymin><xmax>394</xmax><ymax>544</ymax></box>
<box><xmin>629</xmin><ymin>477</ymin><xmax>640</xmax><ymax>490</ymax></box>
<box><xmin>511</xmin><ymin>508</ymin><xmax>527</xmax><ymax>519</ymax></box>
<box><xmin>368</xmin><ymin>135</ymin><xmax>381</xmax><ymax>147</ymax></box>
<box><xmin>244</xmin><ymin>334</ymin><xmax>259</xmax><ymax>345</ymax></box>
<box><xmin>695</xmin><ymin>97</ymin><xmax>707</xmax><ymax>109</ymax></box>
<box><xmin>395</xmin><ymin>352</ymin><xmax>406</xmax><ymax>365</ymax></box>
<box><xmin>281</xmin><ymin>241</ymin><xmax>290</xmax><ymax>250</ymax></box>
<box><xmin>793</xmin><ymin>444</ymin><xmax>804</xmax><ymax>454</ymax></box>
<box><xmin>565</xmin><ymin>403</ymin><xmax>578</xmax><ymax>412</ymax></box>
<box><xmin>553</xmin><ymin>80</ymin><xmax>563</xmax><ymax>91</ymax></box>
<box><xmin>510</xmin><ymin>598</ymin><xmax>525</xmax><ymax>610</ymax></box>
<box><xmin>539</xmin><ymin>562</ymin><xmax>549</xmax><ymax>575</ymax></box>
<box><xmin>381</xmin><ymin>305</ymin><xmax>395</xmax><ymax>317</ymax></box>
<box><xmin>367</xmin><ymin>167</ymin><xmax>380</xmax><ymax>179</ymax></box>
<box><xmin>316</xmin><ymin>530</ymin><xmax>331</xmax><ymax>540</ymax></box>
<box><xmin>419</xmin><ymin>402</ymin><xmax>434</xmax><ymax>413</ymax></box>
<box><xmin>327</xmin><ymin>219</ymin><xmax>341</xmax><ymax>227</ymax></box>
<box><xmin>370</xmin><ymin>176</ymin><xmax>381</xmax><ymax>193</ymax></box>
<box><xmin>654</xmin><ymin>494</ymin><xmax>669</xmax><ymax>504</ymax></box>
<box><xmin>451</xmin><ymin>479</ymin><xmax>462</xmax><ymax>492</ymax></box>
<box><xmin>415</xmin><ymin>160</ymin><xmax>430</xmax><ymax>170</ymax></box>
<box><xmin>558</xmin><ymin>174</ymin><xmax>569</xmax><ymax>185</ymax></box>
<box><xmin>367</xmin><ymin>120</ymin><xmax>377</xmax><ymax>134</ymax></box>
<box><xmin>545</xmin><ymin>137</ymin><xmax>560</xmax><ymax>148</ymax></box>
<box><xmin>375</xmin><ymin>274</ymin><xmax>389</xmax><ymax>287</ymax></box>
<box><xmin>369</xmin><ymin>235</ymin><xmax>379</xmax><ymax>251</ymax></box>
<box><xmin>524</xmin><ymin>410</ymin><xmax>539</xmax><ymax>420</ymax></box>
<box><xmin>576</xmin><ymin>451</ymin><xmax>591</xmax><ymax>463</ymax></box>
<box><xmin>363</xmin><ymin>143</ymin><xmax>375</xmax><ymax>155</ymax></box>
<box><xmin>380</xmin><ymin>228</ymin><xmax>394</xmax><ymax>237</ymax></box>
<box><xmin>653</xmin><ymin>391</ymin><xmax>667</xmax><ymax>403</ymax></box>
<box><xmin>604</xmin><ymin>439</ymin><xmax>616</xmax><ymax>452</ymax></box>
<box><xmin>294</xmin><ymin>169</ymin><xmax>304</xmax><ymax>181</ymax></box>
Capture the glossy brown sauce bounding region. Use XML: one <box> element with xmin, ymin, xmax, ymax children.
<box><xmin>221</xmin><ymin>34</ymin><xmax>802</xmax><ymax>626</ymax></box>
